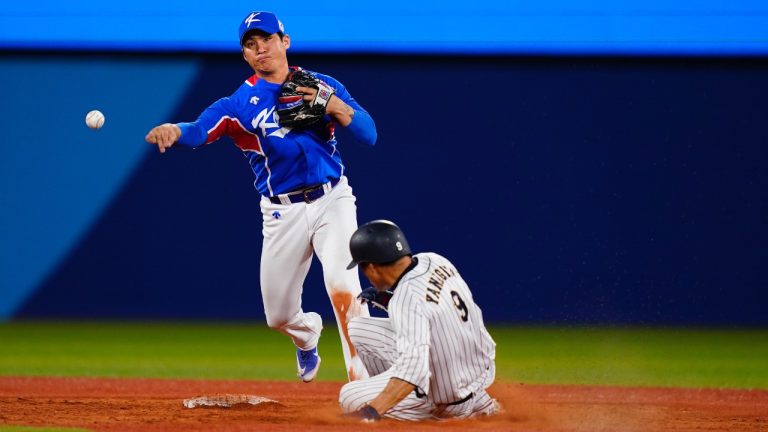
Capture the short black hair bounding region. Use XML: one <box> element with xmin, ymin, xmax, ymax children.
<box><xmin>241</xmin><ymin>30</ymin><xmax>285</xmax><ymax>46</ymax></box>
<box><xmin>365</xmin><ymin>255</ymin><xmax>411</xmax><ymax>269</ymax></box>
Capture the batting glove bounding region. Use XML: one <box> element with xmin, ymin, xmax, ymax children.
<box><xmin>357</xmin><ymin>287</ymin><xmax>393</xmax><ymax>312</ymax></box>
<box><xmin>347</xmin><ymin>405</ymin><xmax>381</xmax><ymax>422</ymax></box>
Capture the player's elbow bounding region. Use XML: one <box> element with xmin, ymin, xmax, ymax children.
<box><xmin>361</xmin><ymin>127</ymin><xmax>377</xmax><ymax>147</ymax></box>
<box><xmin>346</xmin><ymin>111</ymin><xmax>377</xmax><ymax>146</ymax></box>
<box><xmin>354</xmin><ymin>121</ymin><xmax>377</xmax><ymax>146</ymax></box>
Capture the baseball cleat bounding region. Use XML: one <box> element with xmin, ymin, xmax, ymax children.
<box><xmin>296</xmin><ymin>346</ymin><xmax>321</xmax><ymax>382</ymax></box>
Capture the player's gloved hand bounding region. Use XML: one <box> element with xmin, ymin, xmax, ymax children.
<box><xmin>346</xmin><ymin>405</ymin><xmax>381</xmax><ymax>422</ymax></box>
<box><xmin>277</xmin><ymin>69</ymin><xmax>334</xmax><ymax>129</ymax></box>
<box><xmin>357</xmin><ymin>287</ymin><xmax>394</xmax><ymax>312</ymax></box>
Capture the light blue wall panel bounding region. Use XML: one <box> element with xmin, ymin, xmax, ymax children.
<box><xmin>0</xmin><ymin>57</ymin><xmax>200</xmax><ymax>319</ymax></box>
<box><xmin>1</xmin><ymin>1</ymin><xmax>767</xmax><ymax>54</ymax></box>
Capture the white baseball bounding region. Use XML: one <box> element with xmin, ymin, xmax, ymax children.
<box><xmin>85</xmin><ymin>110</ymin><xmax>105</xmax><ymax>129</ymax></box>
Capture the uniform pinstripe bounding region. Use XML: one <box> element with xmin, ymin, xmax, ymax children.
<box><xmin>339</xmin><ymin>252</ymin><xmax>498</xmax><ymax>420</ymax></box>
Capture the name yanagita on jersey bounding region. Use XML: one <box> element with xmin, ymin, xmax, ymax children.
<box><xmin>426</xmin><ymin>264</ymin><xmax>457</xmax><ymax>304</ymax></box>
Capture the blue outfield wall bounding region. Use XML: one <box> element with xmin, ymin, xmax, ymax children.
<box><xmin>2</xmin><ymin>53</ymin><xmax>767</xmax><ymax>324</ymax></box>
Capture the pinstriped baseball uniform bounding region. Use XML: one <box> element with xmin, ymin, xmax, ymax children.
<box><xmin>339</xmin><ymin>252</ymin><xmax>498</xmax><ymax>420</ymax></box>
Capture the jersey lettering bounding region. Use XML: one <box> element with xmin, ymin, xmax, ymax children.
<box><xmin>426</xmin><ymin>264</ymin><xmax>456</xmax><ymax>304</ymax></box>
<box><xmin>425</xmin><ymin>288</ymin><xmax>440</xmax><ymax>304</ymax></box>
<box><xmin>252</xmin><ymin>106</ymin><xmax>292</xmax><ymax>138</ymax></box>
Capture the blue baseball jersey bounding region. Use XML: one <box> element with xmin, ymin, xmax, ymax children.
<box><xmin>176</xmin><ymin>68</ymin><xmax>377</xmax><ymax>196</ymax></box>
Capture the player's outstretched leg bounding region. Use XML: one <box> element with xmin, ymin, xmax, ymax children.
<box><xmin>310</xmin><ymin>177</ymin><xmax>370</xmax><ymax>381</ymax></box>
<box><xmin>348</xmin><ymin>316</ymin><xmax>397</xmax><ymax>376</ymax></box>
<box><xmin>259</xmin><ymin>197</ymin><xmax>324</xmax><ymax>379</ymax></box>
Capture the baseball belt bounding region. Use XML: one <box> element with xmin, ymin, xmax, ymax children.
<box><xmin>445</xmin><ymin>392</ymin><xmax>474</xmax><ymax>406</ymax></box>
<box><xmin>269</xmin><ymin>178</ymin><xmax>340</xmax><ymax>205</ymax></box>
<box><xmin>414</xmin><ymin>389</ymin><xmax>474</xmax><ymax>406</ymax></box>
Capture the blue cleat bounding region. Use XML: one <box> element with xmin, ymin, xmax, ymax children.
<box><xmin>296</xmin><ymin>346</ymin><xmax>321</xmax><ymax>382</ymax></box>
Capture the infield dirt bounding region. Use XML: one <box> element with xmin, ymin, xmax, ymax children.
<box><xmin>1</xmin><ymin>376</ymin><xmax>766</xmax><ymax>431</ymax></box>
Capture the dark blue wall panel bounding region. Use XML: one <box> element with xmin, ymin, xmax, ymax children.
<box><xmin>15</xmin><ymin>55</ymin><xmax>768</xmax><ymax>324</ymax></box>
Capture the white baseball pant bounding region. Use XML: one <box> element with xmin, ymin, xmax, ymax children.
<box><xmin>339</xmin><ymin>316</ymin><xmax>498</xmax><ymax>420</ymax></box>
<box><xmin>259</xmin><ymin>176</ymin><xmax>369</xmax><ymax>380</ymax></box>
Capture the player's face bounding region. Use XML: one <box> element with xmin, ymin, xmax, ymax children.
<box><xmin>360</xmin><ymin>263</ymin><xmax>388</xmax><ymax>290</ymax></box>
<box><xmin>242</xmin><ymin>32</ymin><xmax>290</xmax><ymax>75</ymax></box>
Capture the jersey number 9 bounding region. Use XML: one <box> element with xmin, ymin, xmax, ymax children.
<box><xmin>450</xmin><ymin>290</ymin><xmax>469</xmax><ymax>322</ymax></box>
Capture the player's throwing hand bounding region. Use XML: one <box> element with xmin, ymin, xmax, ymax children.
<box><xmin>145</xmin><ymin>123</ymin><xmax>181</xmax><ymax>153</ymax></box>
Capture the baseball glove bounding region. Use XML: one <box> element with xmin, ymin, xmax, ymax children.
<box><xmin>276</xmin><ymin>69</ymin><xmax>335</xmax><ymax>128</ymax></box>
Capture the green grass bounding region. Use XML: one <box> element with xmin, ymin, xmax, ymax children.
<box><xmin>493</xmin><ymin>326</ymin><xmax>768</xmax><ymax>388</ymax></box>
<box><xmin>1</xmin><ymin>322</ymin><xmax>767</xmax><ymax>388</ymax></box>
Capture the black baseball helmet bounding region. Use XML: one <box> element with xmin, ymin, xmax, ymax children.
<box><xmin>347</xmin><ymin>220</ymin><xmax>412</xmax><ymax>269</ymax></box>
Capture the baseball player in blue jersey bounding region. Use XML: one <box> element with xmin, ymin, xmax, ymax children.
<box><xmin>145</xmin><ymin>11</ymin><xmax>375</xmax><ymax>382</ymax></box>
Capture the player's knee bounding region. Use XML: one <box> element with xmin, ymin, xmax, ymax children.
<box><xmin>338</xmin><ymin>382</ymin><xmax>366</xmax><ymax>413</ymax></box>
<box><xmin>264</xmin><ymin>313</ymin><xmax>289</xmax><ymax>330</ymax></box>
<box><xmin>347</xmin><ymin>317</ymin><xmax>366</xmax><ymax>349</ymax></box>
